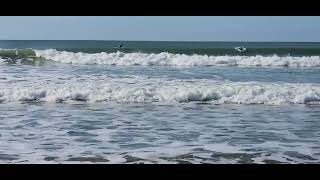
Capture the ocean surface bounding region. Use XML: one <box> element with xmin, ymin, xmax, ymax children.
<box><xmin>0</xmin><ymin>40</ymin><xmax>320</xmax><ymax>164</ymax></box>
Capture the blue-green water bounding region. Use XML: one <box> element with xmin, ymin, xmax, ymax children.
<box><xmin>2</xmin><ymin>40</ymin><xmax>320</xmax><ymax>56</ymax></box>
<box><xmin>0</xmin><ymin>41</ymin><xmax>320</xmax><ymax>164</ymax></box>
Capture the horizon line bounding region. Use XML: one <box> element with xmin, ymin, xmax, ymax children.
<box><xmin>1</xmin><ymin>40</ymin><xmax>320</xmax><ymax>43</ymax></box>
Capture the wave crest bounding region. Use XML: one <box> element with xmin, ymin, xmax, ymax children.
<box><xmin>35</xmin><ymin>49</ymin><xmax>320</xmax><ymax>67</ymax></box>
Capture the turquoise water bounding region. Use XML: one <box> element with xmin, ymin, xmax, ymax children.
<box><xmin>0</xmin><ymin>41</ymin><xmax>320</xmax><ymax>163</ymax></box>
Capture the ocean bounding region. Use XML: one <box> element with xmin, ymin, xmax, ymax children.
<box><xmin>0</xmin><ymin>40</ymin><xmax>320</xmax><ymax>164</ymax></box>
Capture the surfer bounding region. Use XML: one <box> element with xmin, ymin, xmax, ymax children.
<box><xmin>113</xmin><ymin>43</ymin><xmax>127</xmax><ymax>49</ymax></box>
<box><xmin>235</xmin><ymin>46</ymin><xmax>246</xmax><ymax>52</ymax></box>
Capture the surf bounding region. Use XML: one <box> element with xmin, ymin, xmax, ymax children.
<box><xmin>35</xmin><ymin>49</ymin><xmax>320</xmax><ymax>67</ymax></box>
<box><xmin>1</xmin><ymin>76</ymin><xmax>320</xmax><ymax>105</ymax></box>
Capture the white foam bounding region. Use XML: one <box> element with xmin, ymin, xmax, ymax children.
<box><xmin>1</xmin><ymin>76</ymin><xmax>320</xmax><ymax>105</ymax></box>
<box><xmin>35</xmin><ymin>49</ymin><xmax>320</xmax><ymax>67</ymax></box>
<box><xmin>0</xmin><ymin>57</ymin><xmax>7</xmax><ymax>64</ymax></box>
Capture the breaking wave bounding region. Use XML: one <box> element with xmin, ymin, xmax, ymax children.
<box><xmin>34</xmin><ymin>49</ymin><xmax>320</xmax><ymax>67</ymax></box>
<box><xmin>1</xmin><ymin>77</ymin><xmax>320</xmax><ymax>105</ymax></box>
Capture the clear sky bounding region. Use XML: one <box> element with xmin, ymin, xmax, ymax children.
<box><xmin>0</xmin><ymin>16</ymin><xmax>320</xmax><ymax>42</ymax></box>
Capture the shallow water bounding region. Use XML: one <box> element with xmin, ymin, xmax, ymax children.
<box><xmin>0</xmin><ymin>63</ymin><xmax>319</xmax><ymax>163</ymax></box>
<box><xmin>0</xmin><ymin>102</ymin><xmax>320</xmax><ymax>164</ymax></box>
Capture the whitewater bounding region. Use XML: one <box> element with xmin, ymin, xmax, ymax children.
<box><xmin>35</xmin><ymin>49</ymin><xmax>320</xmax><ymax>67</ymax></box>
<box><xmin>1</xmin><ymin>75</ymin><xmax>320</xmax><ymax>105</ymax></box>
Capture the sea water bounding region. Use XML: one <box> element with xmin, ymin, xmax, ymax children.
<box><xmin>0</xmin><ymin>41</ymin><xmax>320</xmax><ymax>163</ymax></box>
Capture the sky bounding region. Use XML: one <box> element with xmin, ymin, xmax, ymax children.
<box><xmin>0</xmin><ymin>16</ymin><xmax>320</xmax><ymax>42</ymax></box>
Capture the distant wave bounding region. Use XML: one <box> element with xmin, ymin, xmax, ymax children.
<box><xmin>1</xmin><ymin>77</ymin><xmax>320</xmax><ymax>104</ymax></box>
<box><xmin>34</xmin><ymin>49</ymin><xmax>320</xmax><ymax>67</ymax></box>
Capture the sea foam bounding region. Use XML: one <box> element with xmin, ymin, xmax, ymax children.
<box><xmin>1</xmin><ymin>76</ymin><xmax>320</xmax><ymax>104</ymax></box>
<box><xmin>35</xmin><ymin>49</ymin><xmax>320</xmax><ymax>67</ymax></box>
